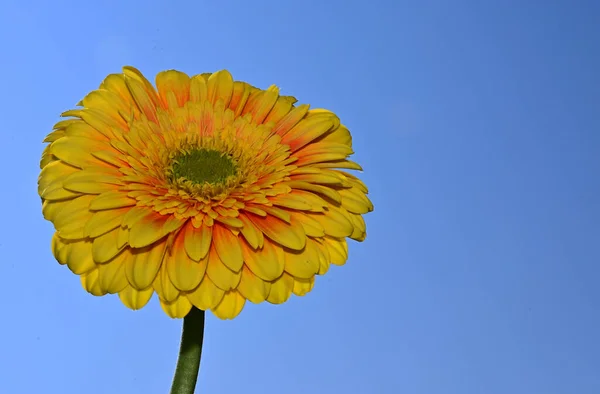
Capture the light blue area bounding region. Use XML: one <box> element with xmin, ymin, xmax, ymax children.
<box><xmin>1</xmin><ymin>0</ymin><xmax>598</xmax><ymax>393</ymax></box>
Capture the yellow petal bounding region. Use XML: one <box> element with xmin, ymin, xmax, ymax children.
<box><xmin>53</xmin><ymin>195</ymin><xmax>95</xmax><ymax>239</ymax></box>
<box><xmin>92</xmin><ymin>227</ymin><xmax>125</xmax><ymax>263</ymax></box>
<box><xmin>248</xmin><ymin>214</ymin><xmax>306</xmax><ymax>251</ymax></box>
<box><xmin>323</xmin><ymin>237</ymin><xmax>348</xmax><ymax>266</ymax></box>
<box><xmin>206</xmin><ymin>70</ymin><xmax>234</xmax><ymax>107</ymax></box>
<box><xmin>289</xmin><ymin>212</ymin><xmax>325</xmax><ymax>237</ymax></box>
<box><xmin>90</xmin><ymin>191</ymin><xmax>136</xmax><ymax>210</ymax></box>
<box><xmin>266</xmin><ymin>273</ymin><xmax>294</xmax><ymax>304</ymax></box>
<box><xmin>238</xmin><ymin>266</ymin><xmax>271</xmax><ymax>304</ymax></box>
<box><xmin>50</xmin><ymin>136</ymin><xmax>107</xmax><ymax>168</ymax></box>
<box><xmin>241</xmin><ymin>239</ymin><xmax>284</xmax><ymax>281</ymax></box>
<box><xmin>118</xmin><ymin>286</ymin><xmax>154</xmax><ymax>310</ymax></box>
<box><xmin>238</xmin><ymin>214</ymin><xmax>263</xmax><ymax>249</ymax></box>
<box><xmin>311</xmin><ymin>208</ymin><xmax>354</xmax><ymax>238</ymax></box>
<box><xmin>281</xmin><ymin>113</ymin><xmax>336</xmax><ymax>152</ymax></box>
<box><xmin>213</xmin><ymin>224</ymin><xmax>243</xmax><ymax>272</ymax></box>
<box><xmin>187</xmin><ymin>276</ymin><xmax>225</xmax><ymax>310</ymax></box>
<box><xmin>81</xmin><ymin>268</ymin><xmax>105</xmax><ymax>296</ymax></box>
<box><xmin>206</xmin><ymin>246</ymin><xmax>241</xmax><ymax>291</ymax></box>
<box><xmin>38</xmin><ymin>160</ymin><xmax>79</xmax><ymax>197</ymax></box>
<box><xmin>125</xmin><ymin>241</ymin><xmax>167</xmax><ymax>290</ymax></box>
<box><xmin>283</xmin><ymin>240</ymin><xmax>320</xmax><ymax>279</ymax></box>
<box><xmin>97</xmin><ymin>251</ymin><xmax>129</xmax><ymax>294</ymax></box>
<box><xmin>315</xmin><ymin>241</ymin><xmax>331</xmax><ymax>275</ymax></box>
<box><xmin>167</xmin><ymin>230</ymin><xmax>207</xmax><ymax>291</ymax></box>
<box><xmin>284</xmin><ymin>181</ymin><xmax>341</xmax><ymax>205</ymax></box>
<box><xmin>62</xmin><ymin>170</ymin><xmax>121</xmax><ymax>194</ymax></box>
<box><xmin>83</xmin><ymin>207</ymin><xmax>128</xmax><ymax>238</ymax></box>
<box><xmin>183</xmin><ymin>222</ymin><xmax>211</xmax><ymax>261</ymax></box>
<box><xmin>292</xmin><ymin>277</ymin><xmax>315</xmax><ymax>296</ymax></box>
<box><xmin>229</xmin><ymin>81</ymin><xmax>252</xmax><ymax>116</ymax></box>
<box><xmin>160</xmin><ymin>296</ymin><xmax>192</xmax><ymax>319</ymax></box>
<box><xmin>339</xmin><ymin>187</ymin><xmax>373</xmax><ymax>214</ymax></box>
<box><xmin>213</xmin><ymin>290</ymin><xmax>245</xmax><ymax>320</ymax></box>
<box><xmin>153</xmin><ymin>261</ymin><xmax>181</xmax><ymax>303</ymax></box>
<box><xmin>64</xmin><ymin>239</ymin><xmax>96</xmax><ymax>275</ymax></box>
<box><xmin>189</xmin><ymin>75</ymin><xmax>208</xmax><ymax>103</ymax></box>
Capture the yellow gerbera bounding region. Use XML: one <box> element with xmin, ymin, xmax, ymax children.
<box><xmin>38</xmin><ymin>67</ymin><xmax>373</xmax><ymax>320</ymax></box>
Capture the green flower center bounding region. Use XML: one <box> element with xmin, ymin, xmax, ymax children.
<box><xmin>170</xmin><ymin>149</ymin><xmax>237</xmax><ymax>185</ymax></box>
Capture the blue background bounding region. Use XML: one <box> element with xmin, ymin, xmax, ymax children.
<box><xmin>1</xmin><ymin>0</ymin><xmax>598</xmax><ymax>393</ymax></box>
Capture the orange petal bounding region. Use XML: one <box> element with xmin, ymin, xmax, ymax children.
<box><xmin>213</xmin><ymin>224</ymin><xmax>243</xmax><ymax>272</ymax></box>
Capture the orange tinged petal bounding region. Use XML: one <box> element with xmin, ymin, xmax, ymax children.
<box><xmin>187</xmin><ymin>276</ymin><xmax>225</xmax><ymax>310</ymax></box>
<box><xmin>155</xmin><ymin>70</ymin><xmax>191</xmax><ymax>107</ymax></box>
<box><xmin>125</xmin><ymin>241</ymin><xmax>167</xmax><ymax>290</ymax></box>
<box><xmin>129</xmin><ymin>211</ymin><xmax>184</xmax><ymax>248</ymax></box>
<box><xmin>213</xmin><ymin>224</ymin><xmax>243</xmax><ymax>272</ymax></box>
<box><xmin>118</xmin><ymin>286</ymin><xmax>154</xmax><ymax>310</ymax></box>
<box><xmin>241</xmin><ymin>239</ymin><xmax>284</xmax><ymax>281</ymax></box>
<box><xmin>238</xmin><ymin>266</ymin><xmax>271</xmax><ymax>304</ymax></box>
<box><xmin>266</xmin><ymin>273</ymin><xmax>294</xmax><ymax>304</ymax></box>
<box><xmin>183</xmin><ymin>221</ymin><xmax>211</xmax><ymax>261</ymax></box>
<box><xmin>272</xmin><ymin>104</ymin><xmax>309</xmax><ymax>137</ymax></box>
<box><xmin>243</xmin><ymin>87</ymin><xmax>279</xmax><ymax>124</ymax></box>
<box><xmin>213</xmin><ymin>290</ymin><xmax>245</xmax><ymax>320</ymax></box>
<box><xmin>248</xmin><ymin>214</ymin><xmax>306</xmax><ymax>251</ymax></box>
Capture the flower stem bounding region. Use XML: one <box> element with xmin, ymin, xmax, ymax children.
<box><xmin>170</xmin><ymin>307</ymin><xmax>205</xmax><ymax>394</ymax></box>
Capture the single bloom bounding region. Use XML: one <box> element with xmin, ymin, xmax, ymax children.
<box><xmin>38</xmin><ymin>66</ymin><xmax>373</xmax><ymax>319</ymax></box>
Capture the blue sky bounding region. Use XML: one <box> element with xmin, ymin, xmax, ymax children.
<box><xmin>1</xmin><ymin>0</ymin><xmax>599</xmax><ymax>393</ymax></box>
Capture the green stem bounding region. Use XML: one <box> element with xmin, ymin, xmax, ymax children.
<box><xmin>170</xmin><ymin>307</ymin><xmax>206</xmax><ymax>394</ymax></box>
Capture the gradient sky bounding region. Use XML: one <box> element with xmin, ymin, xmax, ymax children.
<box><xmin>1</xmin><ymin>0</ymin><xmax>599</xmax><ymax>393</ymax></box>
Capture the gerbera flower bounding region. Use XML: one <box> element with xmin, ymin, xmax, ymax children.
<box><xmin>38</xmin><ymin>66</ymin><xmax>373</xmax><ymax>320</ymax></box>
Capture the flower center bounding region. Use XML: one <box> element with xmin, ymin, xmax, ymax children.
<box><xmin>170</xmin><ymin>149</ymin><xmax>237</xmax><ymax>185</ymax></box>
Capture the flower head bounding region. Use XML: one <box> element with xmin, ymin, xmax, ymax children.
<box><xmin>38</xmin><ymin>67</ymin><xmax>373</xmax><ymax>319</ymax></box>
